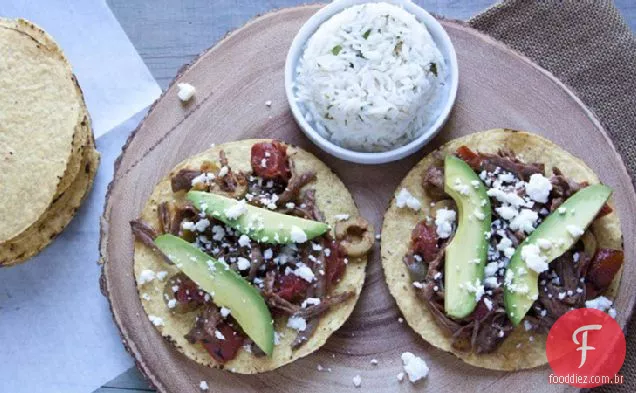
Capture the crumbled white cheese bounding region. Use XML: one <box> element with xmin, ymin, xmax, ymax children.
<box><xmin>287</xmin><ymin>316</ymin><xmax>307</xmax><ymax>331</ymax></box>
<box><xmin>301</xmin><ymin>297</ymin><xmax>321</xmax><ymax>308</ymax></box>
<box><xmin>487</xmin><ymin>188</ymin><xmax>526</xmax><ymax>208</ymax></box>
<box><xmin>334</xmin><ymin>214</ymin><xmax>350</xmax><ymax>221</ymax></box>
<box><xmin>199</xmin><ymin>380</ymin><xmax>209</xmax><ymax>391</ymax></box>
<box><xmin>218</xmin><ymin>166</ymin><xmax>229</xmax><ymax>177</ymax></box>
<box><xmin>463</xmin><ymin>279</ymin><xmax>485</xmax><ymax>301</ymax></box>
<box><xmin>526</xmin><ymin>174</ymin><xmax>552</xmax><ymax>203</ymax></box>
<box><xmin>236</xmin><ymin>257</ymin><xmax>251</xmax><ymax>271</ymax></box>
<box><xmin>194</xmin><ymin>218</ymin><xmax>210</xmax><ymax>232</ymax></box>
<box><xmin>558</xmin><ymin>207</ymin><xmax>567</xmax><ymax>214</ymax></box>
<box><xmin>473</xmin><ymin>208</ymin><xmax>485</xmax><ymax>221</ymax></box>
<box><xmin>483</xmin><ymin>297</ymin><xmax>493</xmax><ymax>311</ymax></box>
<box><xmin>396</xmin><ymin>372</ymin><xmax>405</xmax><ymax>382</ymax></box>
<box><xmin>265</xmin><ymin>100</ymin><xmax>272</xmax><ymax>107</ymax></box>
<box><xmin>352</xmin><ymin>375</ymin><xmax>362</xmax><ymax>388</ymax></box>
<box><xmin>191</xmin><ymin>172</ymin><xmax>215</xmax><ymax>187</ymax></box>
<box><xmin>496</xmin><ymin>206</ymin><xmax>517</xmax><ymax>220</ymax></box>
<box><xmin>395</xmin><ymin>188</ymin><xmax>422</xmax><ymax>211</ymax></box>
<box><xmin>290</xmin><ymin>226</ymin><xmax>308</xmax><ymax>243</ymax></box>
<box><xmin>215</xmin><ymin>330</ymin><xmax>225</xmax><ymax>340</ymax></box>
<box><xmin>138</xmin><ymin>270</ymin><xmax>156</xmax><ymax>285</ymax></box>
<box><xmin>182</xmin><ymin>221</ymin><xmax>196</xmax><ymax>231</ymax></box>
<box><xmin>177</xmin><ymin>83</ymin><xmax>196</xmax><ymax>101</ymax></box>
<box><xmin>537</xmin><ymin>238</ymin><xmax>552</xmax><ymax>250</ymax></box>
<box><xmin>225</xmin><ymin>200</ymin><xmax>248</xmax><ymax>220</ymax></box>
<box><xmin>510</xmin><ymin>209</ymin><xmax>539</xmax><ymax>234</ymax></box>
<box><xmin>484</xmin><ymin>262</ymin><xmax>498</xmax><ymax>277</ymax></box>
<box><xmin>435</xmin><ymin>208</ymin><xmax>456</xmax><ymax>239</ymax></box>
<box><xmin>238</xmin><ymin>234</ymin><xmax>251</xmax><ymax>248</ymax></box>
<box><xmin>292</xmin><ymin>262</ymin><xmax>315</xmax><ymax>282</ymax></box>
<box><xmin>220</xmin><ymin>307</ymin><xmax>231</xmax><ymax>318</ymax></box>
<box><xmin>567</xmin><ymin>224</ymin><xmax>585</xmax><ymax>237</ymax></box>
<box><xmin>453</xmin><ymin>178</ymin><xmax>471</xmax><ymax>196</ymax></box>
<box><xmin>263</xmin><ymin>248</ymin><xmax>273</xmax><ymax>259</ymax></box>
<box><xmin>148</xmin><ymin>315</ymin><xmax>164</xmax><ymax>327</ymax></box>
<box><xmin>586</xmin><ymin>296</ymin><xmax>617</xmax><ymax>318</ymax></box>
<box><xmin>167</xmin><ymin>299</ymin><xmax>177</xmax><ymax>309</ymax></box>
<box><xmin>401</xmin><ymin>352</ymin><xmax>429</xmax><ymax>383</ymax></box>
<box><xmin>211</xmin><ymin>225</ymin><xmax>225</xmax><ymax>241</ymax></box>
<box><xmin>521</xmin><ymin>244</ymin><xmax>549</xmax><ymax>273</ymax></box>
<box><xmin>370</xmin><ymin>359</ymin><xmax>378</xmax><ymax>365</ymax></box>
<box><xmin>273</xmin><ymin>331</ymin><xmax>282</xmax><ymax>345</ymax></box>
<box><xmin>524</xmin><ymin>320</ymin><xmax>533</xmax><ymax>331</ymax></box>
<box><xmin>484</xmin><ymin>277</ymin><xmax>499</xmax><ymax>289</ymax></box>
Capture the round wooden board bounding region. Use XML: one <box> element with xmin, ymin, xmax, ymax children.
<box><xmin>100</xmin><ymin>5</ymin><xmax>636</xmax><ymax>393</ymax></box>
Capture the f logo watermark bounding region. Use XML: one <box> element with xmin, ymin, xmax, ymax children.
<box><xmin>546</xmin><ymin>309</ymin><xmax>625</xmax><ymax>388</ymax></box>
<box><xmin>572</xmin><ymin>324</ymin><xmax>601</xmax><ymax>368</ymax></box>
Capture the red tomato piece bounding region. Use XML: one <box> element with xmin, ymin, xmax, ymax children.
<box><xmin>201</xmin><ymin>322</ymin><xmax>244</xmax><ymax>363</ymax></box>
<box><xmin>275</xmin><ymin>274</ymin><xmax>310</xmax><ymax>302</ymax></box>
<box><xmin>411</xmin><ymin>221</ymin><xmax>439</xmax><ymax>262</ymax></box>
<box><xmin>456</xmin><ymin>146</ymin><xmax>482</xmax><ymax>170</ymax></box>
<box><xmin>174</xmin><ymin>278</ymin><xmax>206</xmax><ymax>305</ymax></box>
<box><xmin>250</xmin><ymin>141</ymin><xmax>291</xmax><ymax>181</ymax></box>
<box><xmin>586</xmin><ymin>248</ymin><xmax>624</xmax><ymax>294</ymax></box>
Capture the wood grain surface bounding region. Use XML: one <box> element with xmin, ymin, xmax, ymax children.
<box><xmin>100</xmin><ymin>5</ymin><xmax>636</xmax><ymax>393</ymax></box>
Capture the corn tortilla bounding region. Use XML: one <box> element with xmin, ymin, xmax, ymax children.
<box><xmin>134</xmin><ymin>140</ymin><xmax>367</xmax><ymax>373</ymax></box>
<box><xmin>0</xmin><ymin>133</ymin><xmax>99</xmax><ymax>266</ymax></box>
<box><xmin>381</xmin><ymin>129</ymin><xmax>623</xmax><ymax>370</ymax></box>
<box><xmin>0</xmin><ymin>18</ymin><xmax>90</xmax><ymax>244</ymax></box>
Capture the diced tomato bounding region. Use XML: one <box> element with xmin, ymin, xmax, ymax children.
<box><xmin>275</xmin><ymin>274</ymin><xmax>310</xmax><ymax>302</ymax></box>
<box><xmin>250</xmin><ymin>141</ymin><xmax>291</xmax><ymax>181</ymax></box>
<box><xmin>596</xmin><ymin>203</ymin><xmax>613</xmax><ymax>219</ymax></box>
<box><xmin>411</xmin><ymin>221</ymin><xmax>439</xmax><ymax>262</ymax></box>
<box><xmin>586</xmin><ymin>248</ymin><xmax>624</xmax><ymax>295</ymax></box>
<box><xmin>201</xmin><ymin>322</ymin><xmax>244</xmax><ymax>363</ymax></box>
<box><xmin>174</xmin><ymin>277</ymin><xmax>207</xmax><ymax>305</ymax></box>
<box><xmin>456</xmin><ymin>146</ymin><xmax>482</xmax><ymax>170</ymax></box>
<box><xmin>326</xmin><ymin>240</ymin><xmax>347</xmax><ymax>287</ymax></box>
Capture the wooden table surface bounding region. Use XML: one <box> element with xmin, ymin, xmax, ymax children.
<box><xmin>98</xmin><ymin>1</ymin><xmax>636</xmax><ymax>392</ymax></box>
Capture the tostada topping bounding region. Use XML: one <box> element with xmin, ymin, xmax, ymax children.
<box><xmin>132</xmin><ymin>140</ymin><xmax>372</xmax><ymax>364</ymax></box>
<box><xmin>406</xmin><ymin>146</ymin><xmax>622</xmax><ymax>354</ymax></box>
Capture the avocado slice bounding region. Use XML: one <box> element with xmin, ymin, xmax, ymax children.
<box><xmin>443</xmin><ymin>155</ymin><xmax>492</xmax><ymax>319</ymax></box>
<box><xmin>187</xmin><ymin>191</ymin><xmax>329</xmax><ymax>244</ymax></box>
<box><xmin>504</xmin><ymin>184</ymin><xmax>612</xmax><ymax>325</ymax></box>
<box><xmin>154</xmin><ymin>234</ymin><xmax>274</xmax><ymax>355</ymax></box>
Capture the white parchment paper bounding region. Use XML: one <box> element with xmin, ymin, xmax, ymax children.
<box><xmin>0</xmin><ymin>0</ymin><xmax>161</xmax><ymax>137</ymax></box>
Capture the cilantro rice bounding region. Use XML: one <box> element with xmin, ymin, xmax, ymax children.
<box><xmin>294</xmin><ymin>2</ymin><xmax>446</xmax><ymax>152</ymax></box>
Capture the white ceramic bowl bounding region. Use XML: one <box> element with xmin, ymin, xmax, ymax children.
<box><xmin>285</xmin><ymin>0</ymin><xmax>458</xmax><ymax>165</ymax></box>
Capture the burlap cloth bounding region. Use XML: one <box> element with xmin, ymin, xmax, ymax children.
<box><xmin>469</xmin><ymin>1</ymin><xmax>635</xmax><ymax>391</ymax></box>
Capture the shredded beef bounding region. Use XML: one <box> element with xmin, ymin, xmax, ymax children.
<box><xmin>293</xmin><ymin>291</ymin><xmax>355</xmax><ymax>320</ymax></box>
<box><xmin>530</xmin><ymin>250</ymin><xmax>591</xmax><ymax>332</ymax></box>
<box><xmin>186</xmin><ymin>305</ymin><xmax>244</xmax><ymax>363</ymax></box>
<box><xmin>248</xmin><ymin>245</ymin><xmax>264</xmax><ymax>281</ymax></box>
<box><xmin>278</xmin><ymin>171</ymin><xmax>317</xmax><ymax>204</ymax></box>
<box><xmin>130</xmin><ymin>219</ymin><xmax>173</xmax><ymax>265</ymax></box>
<box><xmin>169</xmin><ymin>204</ymin><xmax>198</xmax><ymax>235</ymax></box>
<box><xmin>406</xmin><ymin>221</ymin><xmax>512</xmax><ymax>353</ymax></box>
<box><xmin>185</xmin><ymin>306</ymin><xmax>222</xmax><ymax>343</ymax></box>
<box><xmin>171</xmin><ymin>169</ymin><xmax>201</xmax><ymax>192</ymax></box>
<box><xmin>157</xmin><ymin>202</ymin><xmax>171</xmax><ymax>234</ymax></box>
<box><xmin>479</xmin><ymin>149</ymin><xmax>544</xmax><ymax>181</ymax></box>
<box><xmin>422</xmin><ymin>166</ymin><xmax>446</xmax><ymax>199</ymax></box>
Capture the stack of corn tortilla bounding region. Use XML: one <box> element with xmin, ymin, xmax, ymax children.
<box><xmin>0</xmin><ymin>18</ymin><xmax>99</xmax><ymax>266</ymax></box>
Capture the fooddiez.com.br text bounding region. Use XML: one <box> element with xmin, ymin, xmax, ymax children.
<box><xmin>548</xmin><ymin>374</ymin><xmax>624</xmax><ymax>385</ymax></box>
